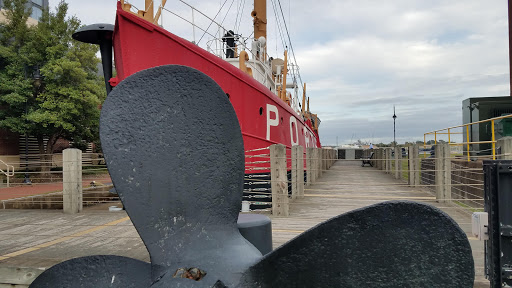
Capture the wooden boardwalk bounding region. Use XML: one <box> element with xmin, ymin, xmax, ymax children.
<box><xmin>0</xmin><ymin>160</ymin><xmax>487</xmax><ymax>287</ymax></box>
<box><xmin>270</xmin><ymin>160</ymin><xmax>486</xmax><ymax>287</ymax></box>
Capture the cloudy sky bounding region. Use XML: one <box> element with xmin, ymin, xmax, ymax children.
<box><xmin>53</xmin><ymin>0</ymin><xmax>510</xmax><ymax>146</ymax></box>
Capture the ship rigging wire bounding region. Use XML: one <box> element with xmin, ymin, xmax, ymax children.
<box><xmin>197</xmin><ymin>0</ymin><xmax>230</xmax><ymax>44</ymax></box>
<box><xmin>213</xmin><ymin>0</ymin><xmax>237</xmax><ymax>39</ymax></box>
<box><xmin>275</xmin><ymin>0</ymin><xmax>303</xmax><ymax>90</ymax></box>
<box><xmin>270</xmin><ymin>0</ymin><xmax>287</xmax><ymax>53</ymax></box>
<box><xmin>234</xmin><ymin>0</ymin><xmax>246</xmax><ymax>34</ymax></box>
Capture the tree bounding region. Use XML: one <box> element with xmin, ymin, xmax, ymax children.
<box><xmin>0</xmin><ymin>0</ymin><xmax>105</xmax><ymax>172</ymax></box>
<box><xmin>0</xmin><ymin>0</ymin><xmax>33</xmax><ymax>137</ymax></box>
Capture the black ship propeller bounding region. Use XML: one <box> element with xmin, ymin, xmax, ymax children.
<box><xmin>30</xmin><ymin>65</ymin><xmax>474</xmax><ymax>288</ymax></box>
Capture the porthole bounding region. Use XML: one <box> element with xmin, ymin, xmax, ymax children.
<box><xmin>259</xmin><ymin>107</ymin><xmax>263</xmax><ymax>115</ymax></box>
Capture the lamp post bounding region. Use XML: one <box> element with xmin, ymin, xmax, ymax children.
<box><xmin>23</xmin><ymin>65</ymin><xmax>42</xmax><ymax>184</ymax></box>
<box><xmin>392</xmin><ymin>106</ymin><xmax>397</xmax><ymax>147</ymax></box>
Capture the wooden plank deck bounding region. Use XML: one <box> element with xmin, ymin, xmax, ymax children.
<box><xmin>0</xmin><ymin>159</ymin><xmax>487</xmax><ymax>287</ymax></box>
<box><xmin>269</xmin><ymin>160</ymin><xmax>487</xmax><ymax>287</ymax></box>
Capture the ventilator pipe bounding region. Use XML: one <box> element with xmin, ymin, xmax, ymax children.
<box><xmin>239</xmin><ymin>51</ymin><xmax>253</xmax><ymax>77</ymax></box>
<box><xmin>302</xmin><ymin>83</ymin><xmax>306</xmax><ymax>115</ymax></box>
<box><xmin>281</xmin><ymin>50</ymin><xmax>288</xmax><ymax>101</ymax></box>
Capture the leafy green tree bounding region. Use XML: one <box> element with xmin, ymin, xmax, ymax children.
<box><xmin>0</xmin><ymin>0</ymin><xmax>33</xmax><ymax>137</ymax></box>
<box><xmin>0</xmin><ymin>0</ymin><xmax>105</xmax><ymax>172</ymax></box>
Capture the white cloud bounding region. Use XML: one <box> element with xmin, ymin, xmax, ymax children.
<box><xmin>57</xmin><ymin>0</ymin><xmax>510</xmax><ymax>146</ymax></box>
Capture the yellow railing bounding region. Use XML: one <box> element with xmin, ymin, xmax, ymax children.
<box><xmin>424</xmin><ymin>114</ymin><xmax>512</xmax><ymax>161</ymax></box>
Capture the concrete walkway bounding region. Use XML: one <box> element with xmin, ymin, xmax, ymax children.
<box><xmin>0</xmin><ymin>160</ymin><xmax>487</xmax><ymax>287</ymax></box>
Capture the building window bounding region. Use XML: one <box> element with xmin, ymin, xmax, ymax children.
<box><xmin>30</xmin><ymin>6</ymin><xmax>42</xmax><ymax>20</ymax></box>
<box><xmin>32</xmin><ymin>0</ymin><xmax>43</xmax><ymax>6</ymax></box>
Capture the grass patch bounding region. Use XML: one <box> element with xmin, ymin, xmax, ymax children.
<box><xmin>453</xmin><ymin>200</ymin><xmax>484</xmax><ymax>213</ymax></box>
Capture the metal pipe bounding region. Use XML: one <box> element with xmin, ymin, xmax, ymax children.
<box><xmin>509</xmin><ymin>0</ymin><xmax>512</xmax><ymax>95</ymax></box>
<box><xmin>99</xmin><ymin>40</ymin><xmax>113</xmax><ymax>95</ymax></box>
<box><xmin>392</xmin><ymin>106</ymin><xmax>397</xmax><ymax>147</ymax></box>
<box><xmin>466</xmin><ymin>125</ymin><xmax>470</xmax><ymax>162</ymax></box>
<box><xmin>302</xmin><ymin>83</ymin><xmax>306</xmax><ymax>116</ymax></box>
<box><xmin>492</xmin><ymin>120</ymin><xmax>496</xmax><ymax>160</ymax></box>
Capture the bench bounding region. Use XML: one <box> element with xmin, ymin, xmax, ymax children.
<box><xmin>361</xmin><ymin>152</ymin><xmax>374</xmax><ymax>167</ymax></box>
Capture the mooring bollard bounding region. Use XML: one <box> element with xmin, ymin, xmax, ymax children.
<box><xmin>306</xmin><ymin>147</ymin><xmax>314</xmax><ymax>186</ymax></box>
<box><xmin>435</xmin><ymin>143</ymin><xmax>451</xmax><ymax>203</ymax></box>
<box><xmin>63</xmin><ymin>148</ymin><xmax>82</xmax><ymax>214</ymax></box>
<box><xmin>270</xmin><ymin>144</ymin><xmax>288</xmax><ymax>216</ymax></box>
<box><xmin>292</xmin><ymin>145</ymin><xmax>304</xmax><ymax>199</ymax></box>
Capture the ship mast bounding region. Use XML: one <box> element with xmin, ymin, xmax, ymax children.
<box><xmin>251</xmin><ymin>0</ymin><xmax>267</xmax><ymax>41</ymax></box>
<box><xmin>252</xmin><ymin>0</ymin><xmax>267</xmax><ymax>60</ymax></box>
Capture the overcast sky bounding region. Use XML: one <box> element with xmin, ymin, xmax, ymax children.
<box><xmin>54</xmin><ymin>0</ymin><xmax>510</xmax><ymax>146</ymax></box>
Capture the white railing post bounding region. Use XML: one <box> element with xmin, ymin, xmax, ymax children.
<box><xmin>63</xmin><ymin>148</ymin><xmax>82</xmax><ymax>214</ymax></box>
<box><xmin>270</xmin><ymin>144</ymin><xmax>288</xmax><ymax>216</ymax></box>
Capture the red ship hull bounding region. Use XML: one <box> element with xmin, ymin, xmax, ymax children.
<box><xmin>111</xmin><ymin>3</ymin><xmax>320</xmax><ymax>174</ymax></box>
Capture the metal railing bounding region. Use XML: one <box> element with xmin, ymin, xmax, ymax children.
<box><xmin>0</xmin><ymin>160</ymin><xmax>15</xmax><ymax>187</ymax></box>
<box><xmin>158</xmin><ymin>0</ymin><xmax>303</xmax><ymax>115</ymax></box>
<box><xmin>424</xmin><ymin>114</ymin><xmax>512</xmax><ymax>161</ymax></box>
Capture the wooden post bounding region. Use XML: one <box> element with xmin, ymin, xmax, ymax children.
<box><xmin>435</xmin><ymin>143</ymin><xmax>451</xmax><ymax>203</ymax></box>
<box><xmin>413</xmin><ymin>144</ymin><xmax>420</xmax><ymax>186</ymax></box>
<box><xmin>384</xmin><ymin>148</ymin><xmax>390</xmax><ymax>173</ymax></box>
<box><xmin>270</xmin><ymin>144</ymin><xmax>288</xmax><ymax>216</ymax></box>
<box><xmin>393</xmin><ymin>147</ymin><xmax>399</xmax><ymax>179</ymax></box>
<box><xmin>291</xmin><ymin>146</ymin><xmax>299</xmax><ymax>200</ymax></box>
<box><xmin>317</xmin><ymin>148</ymin><xmax>323</xmax><ymax>179</ymax></box>
<box><xmin>498</xmin><ymin>137</ymin><xmax>512</xmax><ymax>160</ymax></box>
<box><xmin>293</xmin><ymin>146</ymin><xmax>305</xmax><ymax>198</ymax></box>
<box><xmin>399</xmin><ymin>148</ymin><xmax>403</xmax><ymax>179</ymax></box>
<box><xmin>378</xmin><ymin>149</ymin><xmax>383</xmax><ymax>170</ymax></box>
<box><xmin>408</xmin><ymin>145</ymin><xmax>417</xmax><ymax>186</ymax></box>
<box><xmin>312</xmin><ymin>148</ymin><xmax>318</xmax><ymax>182</ymax></box>
<box><xmin>63</xmin><ymin>148</ymin><xmax>82</xmax><ymax>214</ymax></box>
<box><xmin>443</xmin><ymin>143</ymin><xmax>451</xmax><ymax>202</ymax></box>
<box><xmin>388</xmin><ymin>148</ymin><xmax>393</xmax><ymax>173</ymax></box>
<box><xmin>306</xmin><ymin>148</ymin><xmax>314</xmax><ymax>186</ymax></box>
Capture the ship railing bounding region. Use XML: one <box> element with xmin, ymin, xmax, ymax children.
<box><xmin>243</xmin><ymin>145</ymin><xmax>337</xmax><ymax>216</ymax></box>
<box><xmin>159</xmin><ymin>3</ymin><xmax>272</xmax><ymax>82</ymax></box>
<box><xmin>158</xmin><ymin>1</ymin><xmax>303</xmax><ymax>114</ymax></box>
<box><xmin>205</xmin><ymin>36</ymin><xmax>271</xmax><ymax>79</ymax></box>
